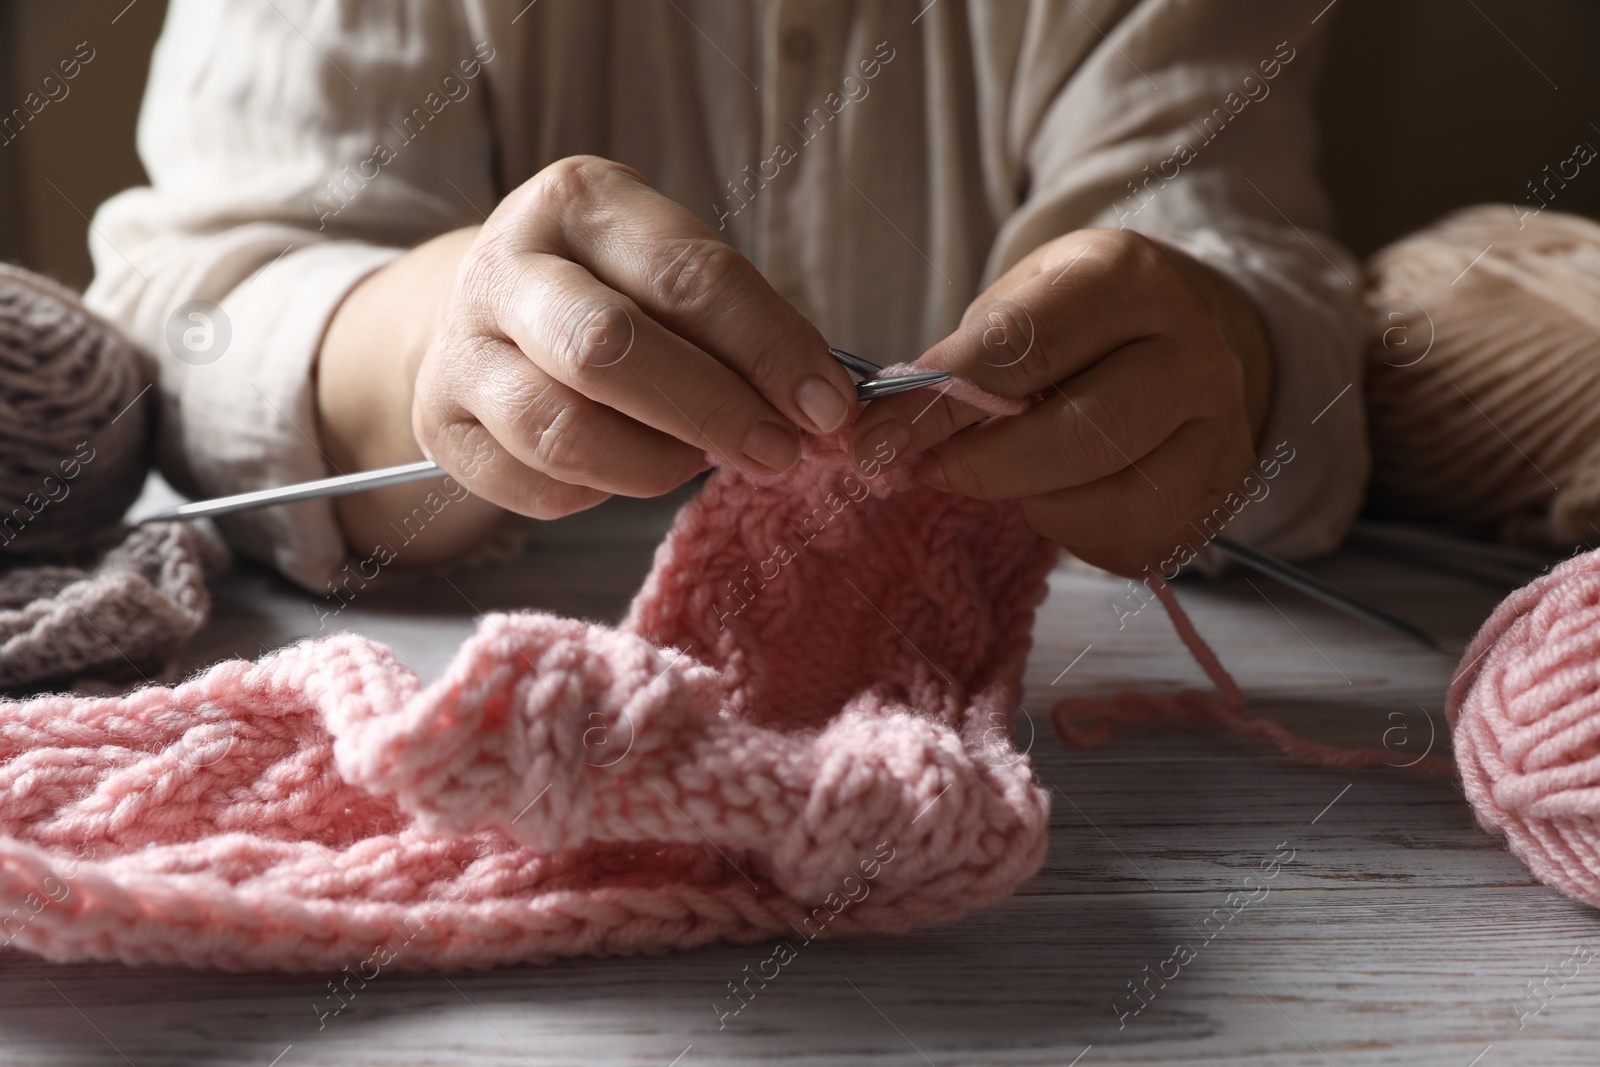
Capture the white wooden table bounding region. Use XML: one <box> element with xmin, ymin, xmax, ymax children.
<box><xmin>4</xmin><ymin>489</ymin><xmax>1596</xmax><ymax>1066</ymax></box>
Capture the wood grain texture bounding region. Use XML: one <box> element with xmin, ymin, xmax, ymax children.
<box><xmin>3</xmin><ymin>493</ymin><xmax>1594</xmax><ymax>1066</ymax></box>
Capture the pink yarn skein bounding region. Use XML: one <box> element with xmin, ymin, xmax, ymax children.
<box><xmin>1448</xmin><ymin>547</ymin><xmax>1600</xmax><ymax>909</ymax></box>
<box><xmin>0</xmin><ymin>423</ymin><xmax>1057</xmax><ymax>971</ymax></box>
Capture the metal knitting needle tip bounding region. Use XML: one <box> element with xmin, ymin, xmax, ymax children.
<box><xmin>1212</xmin><ymin>535</ymin><xmax>1446</xmax><ymax>653</ymax></box>
<box><xmin>827</xmin><ymin>347</ymin><xmax>883</xmax><ymax>377</ymax></box>
<box><xmin>855</xmin><ymin>371</ymin><xmax>951</xmax><ymax>401</ymax></box>
<box><xmin>828</xmin><ymin>347</ymin><xmax>949</xmax><ymax>399</ymax></box>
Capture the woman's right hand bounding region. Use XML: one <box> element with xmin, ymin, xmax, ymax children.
<box><xmin>414</xmin><ymin>155</ymin><xmax>858</xmax><ymax>516</ymax></box>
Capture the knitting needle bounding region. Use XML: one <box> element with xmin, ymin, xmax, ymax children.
<box><xmin>141</xmin><ymin>352</ymin><xmax>949</xmax><ymax>523</ymax></box>
<box><xmin>855</xmin><ymin>372</ymin><xmax>950</xmax><ymax>399</ymax></box>
<box><xmin>828</xmin><ymin>347</ymin><xmax>951</xmax><ymax>399</ymax></box>
<box><xmin>139</xmin><ymin>460</ymin><xmax>449</xmax><ymax>523</ymax></box>
<box><xmin>1346</xmin><ymin>520</ymin><xmax>1552</xmax><ymax>587</ymax></box>
<box><xmin>1212</xmin><ymin>535</ymin><xmax>1446</xmax><ymax>652</ymax></box>
<box><xmin>827</xmin><ymin>346</ymin><xmax>883</xmax><ymax>377</ymax></box>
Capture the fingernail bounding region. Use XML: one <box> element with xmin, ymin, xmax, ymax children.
<box><xmin>916</xmin><ymin>455</ymin><xmax>950</xmax><ymax>491</ymax></box>
<box><xmin>851</xmin><ymin>419</ymin><xmax>910</xmax><ymax>473</ymax></box>
<box><xmin>742</xmin><ymin>421</ymin><xmax>801</xmax><ymax>472</ymax></box>
<box><xmin>794</xmin><ymin>375</ymin><xmax>852</xmax><ymax>434</ymax></box>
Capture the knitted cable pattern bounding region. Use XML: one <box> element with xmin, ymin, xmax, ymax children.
<box><xmin>0</xmin><ymin>429</ymin><xmax>1057</xmax><ymax>971</ymax></box>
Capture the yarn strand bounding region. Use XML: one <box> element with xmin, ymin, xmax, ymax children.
<box><xmin>1051</xmin><ymin>576</ymin><xmax>1457</xmax><ymax>777</ymax></box>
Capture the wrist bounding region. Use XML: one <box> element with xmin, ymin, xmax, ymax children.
<box><xmin>317</xmin><ymin>227</ymin><xmax>477</xmax><ymax>473</ymax></box>
<box><xmin>315</xmin><ymin>226</ymin><xmax>502</xmax><ymax>563</ymax></box>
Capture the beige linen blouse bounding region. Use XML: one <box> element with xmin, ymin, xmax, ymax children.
<box><xmin>84</xmin><ymin>0</ymin><xmax>1367</xmax><ymax>592</ymax></box>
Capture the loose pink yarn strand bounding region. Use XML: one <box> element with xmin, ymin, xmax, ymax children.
<box><xmin>876</xmin><ymin>362</ymin><xmax>1034</xmax><ymax>418</ymax></box>
<box><xmin>1052</xmin><ymin>577</ymin><xmax>1457</xmax><ymax>778</ymax></box>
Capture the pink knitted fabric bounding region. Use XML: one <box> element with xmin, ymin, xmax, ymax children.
<box><xmin>0</xmin><ymin>424</ymin><xmax>1057</xmax><ymax>971</ymax></box>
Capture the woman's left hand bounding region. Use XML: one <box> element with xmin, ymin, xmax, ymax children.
<box><xmin>846</xmin><ymin>228</ymin><xmax>1274</xmax><ymax>578</ymax></box>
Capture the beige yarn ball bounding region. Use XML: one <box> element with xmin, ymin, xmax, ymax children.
<box><xmin>1363</xmin><ymin>205</ymin><xmax>1600</xmax><ymax>547</ymax></box>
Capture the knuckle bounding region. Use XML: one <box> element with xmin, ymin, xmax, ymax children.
<box><xmin>738</xmin><ymin>335</ymin><xmax>787</xmax><ymax>389</ymax></box>
<box><xmin>526</xmin><ymin>405</ymin><xmax>588</xmax><ymax>478</ymax></box>
<box><xmin>454</xmin><ymin>434</ymin><xmax>500</xmax><ymax>481</ymax></box>
<box><xmin>1092</xmin><ymin>228</ymin><xmax>1169</xmax><ymax>286</ymax></box>
<box><xmin>454</xmin><ymin>241</ymin><xmax>513</xmax><ymax>326</ymax></box>
<box><xmin>556</xmin><ymin>299</ymin><xmax>635</xmax><ymax>381</ymax></box>
<box><xmin>421</xmin><ymin>407</ymin><xmax>489</xmax><ymax>476</ymax></box>
<box><xmin>649</xmin><ymin>239</ymin><xmax>742</xmax><ymax>321</ymax></box>
<box><xmin>695</xmin><ymin>393</ymin><xmax>747</xmax><ymax>440</ymax></box>
<box><xmin>492</xmin><ymin>359</ymin><xmax>553</xmax><ymax>426</ymax></box>
<box><xmin>682</xmin><ymin>393</ymin><xmax>752</xmax><ymax>452</ymax></box>
<box><xmin>410</xmin><ymin>401</ymin><xmax>449</xmax><ymax>459</ymax></box>
<box><xmin>531</xmin><ymin>155</ymin><xmax>610</xmax><ymax>213</ymax></box>
<box><xmin>1053</xmin><ymin>396</ymin><xmax>1120</xmax><ymax>474</ymax></box>
<box><xmin>969</xmin><ymin>298</ymin><xmax>1037</xmax><ymax>371</ymax></box>
<box><xmin>412</xmin><ymin>353</ymin><xmax>473</xmax><ymax>451</ymax></box>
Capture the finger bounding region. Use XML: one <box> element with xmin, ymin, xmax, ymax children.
<box><xmin>419</xmin><ymin>335</ymin><xmax>707</xmax><ymax>501</ymax></box>
<box><xmin>913</xmin><ymin>338</ymin><xmax>1208</xmax><ymax>500</ymax></box>
<box><xmin>1017</xmin><ymin>419</ymin><xmax>1245</xmax><ymax>575</ymax></box>
<box><xmin>933</xmin><ymin>230</ymin><xmax>1200</xmax><ymax>395</ymax></box>
<box><xmin>508</xmin><ymin>156</ymin><xmax>859</xmax><ymax>435</ymax></box>
<box><xmin>845</xmin><ymin>379</ymin><xmax>982</xmax><ymax>474</ymax></box>
<box><xmin>847</xmin><ymin>230</ymin><xmax>1207</xmax><ymax>467</ymax></box>
<box><xmin>481</xmin><ymin>253</ymin><xmax>806</xmax><ymax>475</ymax></box>
<box><xmin>421</xmin><ymin>410</ymin><xmax>613</xmax><ymax>521</ymax></box>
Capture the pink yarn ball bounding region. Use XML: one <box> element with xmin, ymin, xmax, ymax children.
<box><xmin>1449</xmin><ymin>547</ymin><xmax>1600</xmax><ymax>907</ymax></box>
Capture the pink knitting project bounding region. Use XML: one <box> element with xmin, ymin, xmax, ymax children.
<box><xmin>0</xmin><ymin>410</ymin><xmax>1058</xmax><ymax>970</ymax></box>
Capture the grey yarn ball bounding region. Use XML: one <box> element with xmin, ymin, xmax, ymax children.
<box><xmin>0</xmin><ymin>263</ymin><xmax>153</xmax><ymax>555</ymax></box>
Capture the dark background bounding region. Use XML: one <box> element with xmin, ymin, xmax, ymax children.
<box><xmin>1</xmin><ymin>0</ymin><xmax>1597</xmax><ymax>291</ymax></box>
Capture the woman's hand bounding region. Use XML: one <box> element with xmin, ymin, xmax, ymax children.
<box><xmin>318</xmin><ymin>155</ymin><xmax>860</xmax><ymax>562</ymax></box>
<box><xmin>846</xmin><ymin>228</ymin><xmax>1274</xmax><ymax>578</ymax></box>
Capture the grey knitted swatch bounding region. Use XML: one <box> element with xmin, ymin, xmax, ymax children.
<box><xmin>0</xmin><ymin>522</ymin><xmax>228</xmax><ymax>690</ymax></box>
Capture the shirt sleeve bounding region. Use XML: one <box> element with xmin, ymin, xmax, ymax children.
<box><xmin>82</xmin><ymin>0</ymin><xmax>499</xmax><ymax>591</ymax></box>
<box><xmin>986</xmin><ymin>0</ymin><xmax>1369</xmax><ymax>561</ymax></box>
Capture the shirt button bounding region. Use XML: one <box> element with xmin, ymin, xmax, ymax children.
<box><xmin>782</xmin><ymin>29</ymin><xmax>815</xmax><ymax>62</ymax></box>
